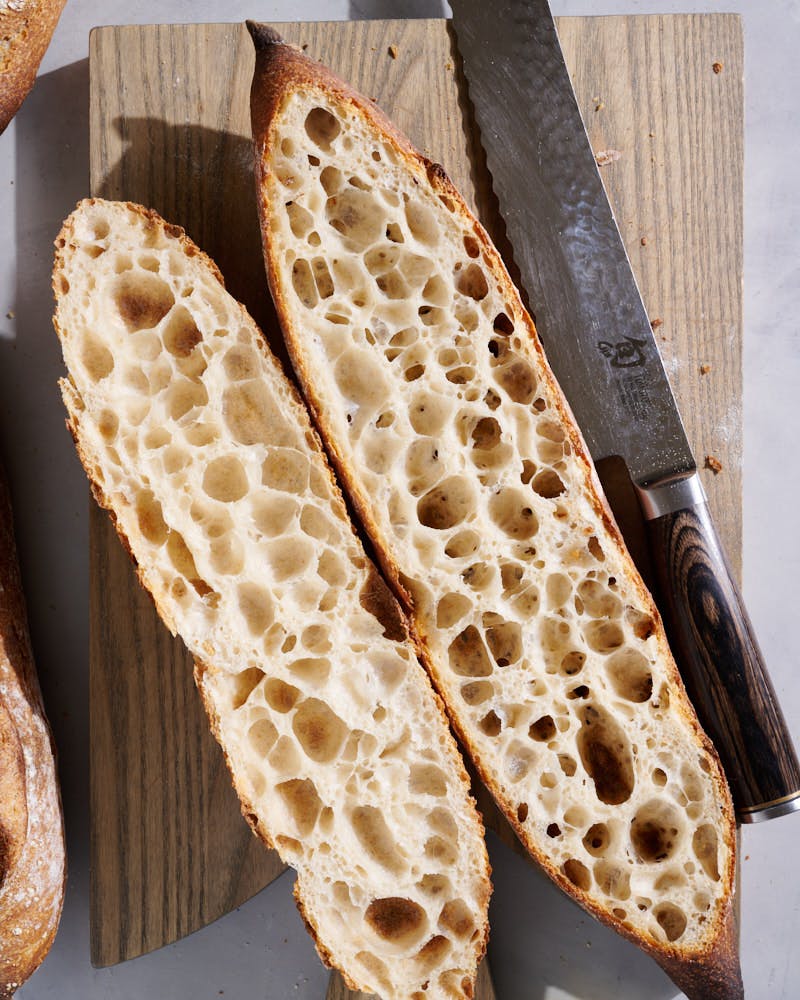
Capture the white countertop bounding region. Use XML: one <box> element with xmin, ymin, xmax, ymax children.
<box><xmin>1</xmin><ymin>1</ymin><xmax>798</xmax><ymax>998</ymax></box>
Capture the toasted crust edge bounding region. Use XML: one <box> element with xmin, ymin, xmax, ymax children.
<box><xmin>52</xmin><ymin>197</ymin><xmax>491</xmax><ymax>996</ymax></box>
<box><xmin>247</xmin><ymin>26</ymin><xmax>742</xmax><ymax>1000</ymax></box>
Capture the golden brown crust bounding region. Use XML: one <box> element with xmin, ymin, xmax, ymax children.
<box><xmin>53</xmin><ymin>196</ymin><xmax>491</xmax><ymax>998</ymax></box>
<box><xmin>0</xmin><ymin>462</ymin><xmax>66</xmax><ymax>996</ymax></box>
<box><xmin>0</xmin><ymin>0</ymin><xmax>67</xmax><ymax>134</ymax></box>
<box><xmin>248</xmin><ymin>26</ymin><xmax>741</xmax><ymax>999</ymax></box>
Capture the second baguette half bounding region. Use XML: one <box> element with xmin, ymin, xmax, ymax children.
<box><xmin>53</xmin><ymin>198</ymin><xmax>490</xmax><ymax>1000</ymax></box>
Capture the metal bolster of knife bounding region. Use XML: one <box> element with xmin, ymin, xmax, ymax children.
<box><xmin>634</xmin><ymin>472</ymin><xmax>707</xmax><ymax>520</ymax></box>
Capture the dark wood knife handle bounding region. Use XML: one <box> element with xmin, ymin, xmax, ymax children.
<box><xmin>646</xmin><ymin>498</ymin><xmax>800</xmax><ymax>818</ymax></box>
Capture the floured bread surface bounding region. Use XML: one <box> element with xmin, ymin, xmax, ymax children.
<box><xmin>0</xmin><ymin>467</ymin><xmax>66</xmax><ymax>997</ymax></box>
<box><xmin>53</xmin><ymin>199</ymin><xmax>490</xmax><ymax>1000</ymax></box>
<box><xmin>250</xmin><ymin>30</ymin><xmax>741</xmax><ymax>996</ymax></box>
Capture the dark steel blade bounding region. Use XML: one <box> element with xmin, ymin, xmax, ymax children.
<box><xmin>450</xmin><ymin>0</ymin><xmax>695</xmax><ymax>488</ymax></box>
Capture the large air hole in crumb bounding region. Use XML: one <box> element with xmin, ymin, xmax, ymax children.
<box><xmin>462</xmin><ymin>562</ymin><xmax>495</xmax><ymax>591</ymax></box>
<box><xmin>288</xmin><ymin>656</ymin><xmax>331</xmax><ymax>686</ymax></box>
<box><xmin>692</xmin><ymin>824</ymin><xmax>720</xmax><ymax>880</ymax></box>
<box><xmin>606</xmin><ymin>648</ymin><xmax>653</xmax><ymax>702</ymax></box>
<box><xmin>409</xmin><ymin>764</ymin><xmax>448</xmax><ymax>797</ymax></box>
<box><xmin>528</xmin><ymin>715</ymin><xmax>556</xmax><ymax>742</ymax></box>
<box><xmin>594</xmin><ymin>861</ymin><xmax>631</xmax><ymax>900</ymax></box>
<box><xmin>405</xmin><ymin>198</ymin><xmax>439</xmax><ymax>245</ymax></box>
<box><xmin>654</xmin><ymin>902</ymin><xmax>687</xmax><ymax>942</ymax></box>
<box><xmin>563</xmin><ymin>859</ymin><xmax>591</xmax><ymax>892</ymax></box>
<box><xmin>408</xmin><ymin>393</ymin><xmax>452</xmax><ymax>437</ymax></box>
<box><xmin>583</xmin><ymin>619</ymin><xmax>625</xmax><ymax>654</ymax></box>
<box><xmin>231</xmin><ymin>667</ymin><xmax>265</xmax><ymax>710</ymax></box>
<box><xmin>350</xmin><ymin>806</ymin><xmax>404</xmax><ymax>874</ymax></box>
<box><xmin>252</xmin><ymin>495</ymin><xmax>297</xmax><ymax>537</ymax></box>
<box><xmin>577</xmin><ymin>704</ymin><xmax>634</xmax><ymax>804</ymax></box>
<box><xmin>210</xmin><ymin>534</ymin><xmax>244</xmax><ymax>575</ymax></box>
<box><xmin>495</xmin><ymin>359</ymin><xmax>537</xmax><ymax>404</ymax></box>
<box><xmin>455</xmin><ymin>262</ymin><xmax>488</xmax><ymax>301</ymax></box>
<box><xmin>479</xmin><ymin>710</ymin><xmax>502</xmax><ymax>737</ymax></box>
<box><xmin>166</xmin><ymin>379</ymin><xmax>208</xmax><ymax>421</ymax></box>
<box><xmin>582</xmin><ymin>823</ymin><xmax>611</xmax><ymax>857</ymax></box>
<box><xmin>326</xmin><ymin>189</ymin><xmax>385</xmax><ymax>251</ymax></box>
<box><xmin>505</xmin><ymin>742</ymin><xmax>536</xmax><ymax>782</ymax></box>
<box><xmin>485</xmin><ymin>621</ymin><xmax>522</xmax><ymax>666</ymax></box>
<box><xmin>163</xmin><ymin>305</ymin><xmax>202</xmax><ymax>358</ymax></box>
<box><xmin>438</xmin><ymin>898</ymin><xmax>474</xmax><ymax>940</ymax></box>
<box><xmin>261</xmin><ymin>448</ymin><xmax>310</xmax><ymax>494</ymax></box>
<box><xmin>405</xmin><ymin>440</ymin><xmax>443</xmax><ymax>498</ymax></box>
<box><xmin>626</xmin><ymin>606</ymin><xmax>656</xmax><ymax>640</ymax></box>
<box><xmin>577</xmin><ymin>580</ymin><xmax>622</xmax><ymax>618</ymax></box>
<box><xmin>135</xmin><ymin>490</ymin><xmax>168</xmax><ymax>545</ymax></box>
<box><xmin>264</xmin><ymin>678</ymin><xmax>300</xmax><ymax>714</ymax></box>
<box><xmin>202</xmin><ymin>455</ymin><xmax>248</xmax><ymax>502</ymax></box>
<box><xmin>113</xmin><ymin>271</ymin><xmax>174</xmax><ymax>331</ymax></box>
<box><xmin>448</xmin><ymin>626</ymin><xmax>493</xmax><ymax>677</ymax></box>
<box><xmin>286</xmin><ymin>201</ymin><xmax>315</xmax><ymax>239</ymax></box>
<box><xmin>292</xmin><ymin>258</ymin><xmax>318</xmax><ymax>307</ymax></box>
<box><xmin>81</xmin><ymin>333</ymin><xmax>114</xmax><ymax>382</ymax></box>
<box><xmin>266</xmin><ymin>536</ymin><xmax>314</xmax><ymax>581</ymax></box>
<box><xmin>277</xmin><ymin>778</ymin><xmax>322</xmax><ymax>836</ymax></box>
<box><xmin>630</xmin><ymin>800</ymin><xmax>683</xmax><ymax>862</ymax></box>
<box><xmin>417</xmin><ymin>477</ymin><xmax>474</xmax><ymax>530</ymax></box>
<box><xmin>304</xmin><ymin>107</ymin><xmax>341</xmax><ymax>151</ymax></box>
<box><xmin>415</xmin><ymin>936</ymin><xmax>452</xmax><ymax>974</ymax></box>
<box><xmin>292</xmin><ymin>698</ymin><xmax>347</xmax><ymax>763</ymax></box>
<box><xmin>365</xmin><ymin>897</ymin><xmax>427</xmax><ymax>948</ymax></box>
<box><xmin>436</xmin><ymin>592</ymin><xmax>472</xmax><ymax>628</ymax></box>
<box><xmin>489</xmin><ymin>487</ymin><xmax>539</xmax><ymax>539</ymax></box>
<box><xmin>247</xmin><ymin>717</ymin><xmax>277</xmax><ymax>756</ymax></box>
<box><xmin>444</xmin><ymin>530</ymin><xmax>480</xmax><ymax>559</ymax></box>
<box><xmin>532</xmin><ymin>469</ymin><xmax>566</xmax><ymax>499</ymax></box>
<box><xmin>237</xmin><ymin>583</ymin><xmax>274</xmax><ymax>635</ymax></box>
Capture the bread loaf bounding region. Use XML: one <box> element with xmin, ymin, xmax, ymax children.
<box><xmin>53</xmin><ymin>198</ymin><xmax>491</xmax><ymax>1000</ymax></box>
<box><xmin>0</xmin><ymin>0</ymin><xmax>67</xmax><ymax>134</ymax></box>
<box><xmin>248</xmin><ymin>25</ymin><xmax>743</xmax><ymax>999</ymax></box>
<box><xmin>0</xmin><ymin>462</ymin><xmax>65</xmax><ymax>996</ymax></box>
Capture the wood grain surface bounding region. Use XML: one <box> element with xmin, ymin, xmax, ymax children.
<box><xmin>88</xmin><ymin>12</ymin><xmax>744</xmax><ymax>980</ymax></box>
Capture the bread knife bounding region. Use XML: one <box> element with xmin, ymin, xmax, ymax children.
<box><xmin>450</xmin><ymin>0</ymin><xmax>800</xmax><ymax>821</ymax></box>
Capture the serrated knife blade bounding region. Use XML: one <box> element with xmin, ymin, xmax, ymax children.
<box><xmin>451</xmin><ymin>0</ymin><xmax>800</xmax><ymax>820</ymax></box>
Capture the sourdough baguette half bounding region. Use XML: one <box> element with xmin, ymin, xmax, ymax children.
<box><xmin>0</xmin><ymin>0</ymin><xmax>67</xmax><ymax>134</ymax></box>
<box><xmin>249</xmin><ymin>26</ymin><xmax>742</xmax><ymax>999</ymax></box>
<box><xmin>0</xmin><ymin>462</ymin><xmax>65</xmax><ymax>996</ymax></box>
<box><xmin>53</xmin><ymin>198</ymin><xmax>490</xmax><ymax>1000</ymax></box>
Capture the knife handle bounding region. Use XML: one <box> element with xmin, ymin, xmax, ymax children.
<box><xmin>640</xmin><ymin>475</ymin><xmax>800</xmax><ymax>821</ymax></box>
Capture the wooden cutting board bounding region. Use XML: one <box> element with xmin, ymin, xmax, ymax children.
<box><xmin>88</xmin><ymin>14</ymin><xmax>743</xmax><ymax>992</ymax></box>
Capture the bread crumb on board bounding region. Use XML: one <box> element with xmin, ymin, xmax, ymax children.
<box><xmin>640</xmin><ymin>236</ymin><xmax>648</xmax><ymax>247</ymax></box>
<box><xmin>713</xmin><ymin>61</ymin><xmax>724</xmax><ymax>74</ymax></box>
<box><xmin>595</xmin><ymin>149</ymin><xmax>621</xmax><ymax>166</ymax></box>
<box><xmin>388</xmin><ymin>44</ymin><xmax>398</xmax><ymax>59</ymax></box>
<box><xmin>705</xmin><ymin>455</ymin><xmax>723</xmax><ymax>474</ymax></box>
<box><xmin>650</xmin><ymin>317</ymin><xmax>663</xmax><ymax>330</ymax></box>
<box><xmin>595</xmin><ymin>101</ymin><xmax>605</xmax><ymax>112</ymax></box>
<box><xmin>700</xmin><ymin>363</ymin><xmax>712</xmax><ymax>375</ymax></box>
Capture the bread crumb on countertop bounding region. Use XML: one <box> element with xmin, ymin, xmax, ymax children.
<box><xmin>650</xmin><ymin>317</ymin><xmax>663</xmax><ymax>330</ymax></box>
<box><xmin>713</xmin><ymin>61</ymin><xmax>724</xmax><ymax>74</ymax></box>
<box><xmin>705</xmin><ymin>455</ymin><xmax>723</xmax><ymax>474</ymax></box>
<box><xmin>388</xmin><ymin>44</ymin><xmax>398</xmax><ymax>59</ymax></box>
<box><xmin>595</xmin><ymin>149</ymin><xmax>621</xmax><ymax>166</ymax></box>
<box><xmin>640</xmin><ymin>236</ymin><xmax>648</xmax><ymax>246</ymax></box>
<box><xmin>700</xmin><ymin>363</ymin><xmax>712</xmax><ymax>375</ymax></box>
